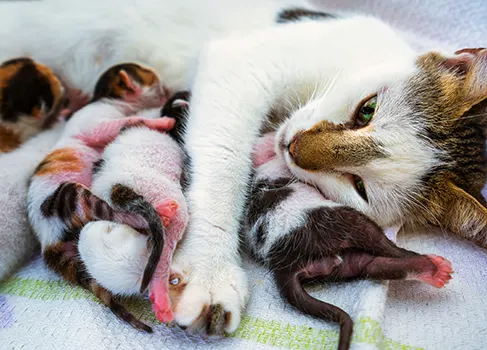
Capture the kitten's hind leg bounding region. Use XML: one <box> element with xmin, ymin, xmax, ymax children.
<box><xmin>336</xmin><ymin>207</ymin><xmax>419</xmax><ymax>259</ymax></box>
<box><xmin>336</xmin><ymin>250</ymin><xmax>453</xmax><ymax>288</ymax></box>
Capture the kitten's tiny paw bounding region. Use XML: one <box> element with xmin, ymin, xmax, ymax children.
<box><xmin>149</xmin><ymin>289</ymin><xmax>174</xmax><ymax>324</ymax></box>
<box><xmin>173</xmin><ymin>261</ymin><xmax>249</xmax><ymax>335</ymax></box>
<box><xmin>416</xmin><ymin>255</ymin><xmax>453</xmax><ymax>288</ymax></box>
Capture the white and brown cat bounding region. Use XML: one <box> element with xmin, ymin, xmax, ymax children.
<box><xmin>1</xmin><ymin>0</ymin><xmax>486</xmax><ymax>335</ymax></box>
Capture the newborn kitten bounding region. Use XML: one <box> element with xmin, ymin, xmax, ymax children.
<box><xmin>0</xmin><ymin>57</ymin><xmax>67</xmax><ymax>152</ymax></box>
<box><xmin>243</xmin><ymin>133</ymin><xmax>453</xmax><ymax>350</ymax></box>
<box><xmin>27</xmin><ymin>63</ymin><xmax>173</xmax><ymax>332</ymax></box>
<box><xmin>77</xmin><ymin>92</ymin><xmax>190</xmax><ymax>324</ymax></box>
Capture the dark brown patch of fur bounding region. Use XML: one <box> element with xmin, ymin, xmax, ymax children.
<box><xmin>0</xmin><ymin>57</ymin><xmax>62</xmax><ymax>123</ymax></box>
<box><xmin>277</xmin><ymin>8</ymin><xmax>336</xmax><ymax>23</ymax></box>
<box><xmin>110</xmin><ymin>184</ymin><xmax>164</xmax><ymax>293</ymax></box>
<box><xmin>160</xmin><ymin>90</ymin><xmax>191</xmax><ymax>145</ymax></box>
<box><xmin>0</xmin><ymin>125</ymin><xmax>21</xmax><ymax>152</ymax></box>
<box><xmin>263</xmin><ymin>206</ymin><xmax>421</xmax><ymax>350</ymax></box>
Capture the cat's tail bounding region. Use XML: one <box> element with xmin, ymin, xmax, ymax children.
<box><xmin>110</xmin><ymin>183</ymin><xmax>165</xmax><ymax>294</ymax></box>
<box><xmin>274</xmin><ymin>269</ymin><xmax>353</xmax><ymax>350</ymax></box>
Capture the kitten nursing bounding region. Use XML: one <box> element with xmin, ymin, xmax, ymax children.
<box><xmin>2</xmin><ymin>0</ymin><xmax>487</xmax><ymax>338</ymax></box>
<box><xmin>0</xmin><ymin>57</ymin><xmax>67</xmax><ymax>152</ymax></box>
<box><xmin>246</xmin><ymin>133</ymin><xmax>452</xmax><ymax>350</ymax></box>
<box><xmin>27</xmin><ymin>63</ymin><xmax>175</xmax><ymax>331</ymax></box>
<box><xmin>77</xmin><ymin>92</ymin><xmax>189</xmax><ymax>323</ymax></box>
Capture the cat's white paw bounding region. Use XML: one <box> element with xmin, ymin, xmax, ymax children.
<box><xmin>173</xmin><ymin>257</ymin><xmax>249</xmax><ymax>335</ymax></box>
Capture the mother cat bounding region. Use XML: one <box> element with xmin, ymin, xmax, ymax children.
<box><xmin>1</xmin><ymin>0</ymin><xmax>487</xmax><ymax>335</ymax></box>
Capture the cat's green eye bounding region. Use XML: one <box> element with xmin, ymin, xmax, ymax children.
<box><xmin>353</xmin><ymin>175</ymin><xmax>368</xmax><ymax>202</ymax></box>
<box><xmin>355</xmin><ymin>95</ymin><xmax>377</xmax><ymax>128</ymax></box>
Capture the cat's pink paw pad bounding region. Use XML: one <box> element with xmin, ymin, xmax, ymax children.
<box><xmin>417</xmin><ymin>255</ymin><xmax>453</xmax><ymax>288</ymax></box>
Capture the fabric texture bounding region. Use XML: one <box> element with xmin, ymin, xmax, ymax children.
<box><xmin>1</xmin><ymin>1</ymin><xmax>487</xmax><ymax>349</ymax></box>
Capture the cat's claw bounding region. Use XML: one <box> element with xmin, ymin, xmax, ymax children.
<box><xmin>173</xmin><ymin>259</ymin><xmax>249</xmax><ymax>335</ymax></box>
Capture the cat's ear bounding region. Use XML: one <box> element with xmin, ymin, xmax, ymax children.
<box><xmin>435</xmin><ymin>182</ymin><xmax>487</xmax><ymax>248</ymax></box>
<box><xmin>443</xmin><ymin>48</ymin><xmax>487</xmax><ymax>106</ymax></box>
<box><xmin>442</xmin><ymin>48</ymin><xmax>485</xmax><ymax>75</ymax></box>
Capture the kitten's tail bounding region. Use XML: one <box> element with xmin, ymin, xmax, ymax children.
<box><xmin>274</xmin><ymin>269</ymin><xmax>353</xmax><ymax>350</ymax></box>
<box><xmin>110</xmin><ymin>183</ymin><xmax>164</xmax><ymax>293</ymax></box>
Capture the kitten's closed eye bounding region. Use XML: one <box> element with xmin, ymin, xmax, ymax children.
<box><xmin>354</xmin><ymin>95</ymin><xmax>377</xmax><ymax>128</ymax></box>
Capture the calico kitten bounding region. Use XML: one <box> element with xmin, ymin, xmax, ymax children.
<box><xmin>27</xmin><ymin>63</ymin><xmax>174</xmax><ymax>332</ymax></box>
<box><xmin>244</xmin><ymin>133</ymin><xmax>453</xmax><ymax>350</ymax></box>
<box><xmin>77</xmin><ymin>92</ymin><xmax>190</xmax><ymax>324</ymax></box>
<box><xmin>2</xmin><ymin>0</ymin><xmax>487</xmax><ymax>334</ymax></box>
<box><xmin>0</xmin><ymin>57</ymin><xmax>67</xmax><ymax>152</ymax></box>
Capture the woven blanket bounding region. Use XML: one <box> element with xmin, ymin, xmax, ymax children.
<box><xmin>2</xmin><ymin>1</ymin><xmax>487</xmax><ymax>349</ymax></box>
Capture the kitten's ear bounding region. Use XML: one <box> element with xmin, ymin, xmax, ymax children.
<box><xmin>436</xmin><ymin>182</ymin><xmax>487</xmax><ymax>248</ymax></box>
<box><xmin>118</xmin><ymin>69</ymin><xmax>136</xmax><ymax>92</ymax></box>
<box><xmin>443</xmin><ymin>48</ymin><xmax>487</xmax><ymax>105</ymax></box>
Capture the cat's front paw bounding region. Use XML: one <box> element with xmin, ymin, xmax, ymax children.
<box><xmin>173</xmin><ymin>258</ymin><xmax>249</xmax><ymax>335</ymax></box>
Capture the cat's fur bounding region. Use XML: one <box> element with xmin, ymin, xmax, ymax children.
<box><xmin>244</xmin><ymin>133</ymin><xmax>453</xmax><ymax>350</ymax></box>
<box><xmin>2</xmin><ymin>0</ymin><xmax>487</xmax><ymax>334</ymax></box>
<box><xmin>0</xmin><ymin>57</ymin><xmax>67</xmax><ymax>152</ymax></box>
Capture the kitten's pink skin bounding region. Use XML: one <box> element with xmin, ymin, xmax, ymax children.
<box><xmin>99</xmin><ymin>125</ymin><xmax>188</xmax><ymax>323</ymax></box>
<box><xmin>412</xmin><ymin>255</ymin><xmax>453</xmax><ymax>288</ymax></box>
<box><xmin>150</xmin><ymin>280</ymin><xmax>173</xmax><ymax>323</ymax></box>
<box><xmin>41</xmin><ymin>149</ymin><xmax>100</xmax><ymax>187</ymax></box>
<box><xmin>149</xmin><ymin>197</ymin><xmax>186</xmax><ymax>323</ymax></box>
<box><xmin>76</xmin><ymin>117</ymin><xmax>175</xmax><ymax>149</ymax></box>
<box><xmin>156</xmin><ymin>199</ymin><xmax>179</xmax><ymax>227</ymax></box>
<box><xmin>252</xmin><ymin>132</ymin><xmax>277</xmax><ymax>168</ymax></box>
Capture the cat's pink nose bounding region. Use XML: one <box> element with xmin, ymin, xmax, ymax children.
<box><xmin>288</xmin><ymin>132</ymin><xmax>302</xmax><ymax>160</ymax></box>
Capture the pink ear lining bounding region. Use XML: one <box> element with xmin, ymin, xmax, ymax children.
<box><xmin>443</xmin><ymin>48</ymin><xmax>487</xmax><ymax>75</ymax></box>
<box><xmin>119</xmin><ymin>69</ymin><xmax>143</xmax><ymax>96</ymax></box>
